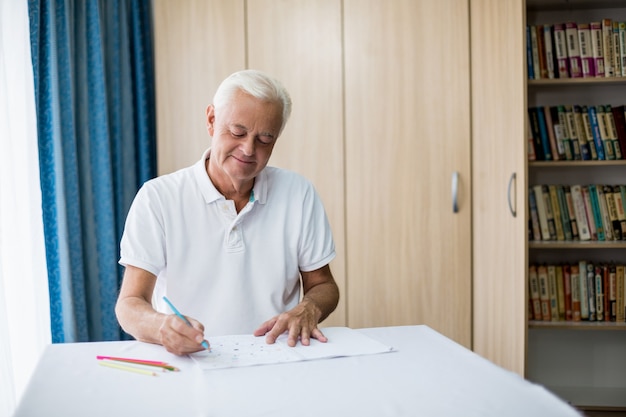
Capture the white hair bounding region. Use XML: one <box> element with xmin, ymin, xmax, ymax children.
<box><xmin>213</xmin><ymin>69</ymin><xmax>292</xmax><ymax>135</ymax></box>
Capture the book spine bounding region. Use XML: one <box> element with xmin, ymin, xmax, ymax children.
<box><xmin>579</xmin><ymin>260</ymin><xmax>589</xmax><ymax>319</ymax></box>
<box><xmin>609</xmin><ymin>264</ymin><xmax>617</xmax><ymax>321</ymax></box>
<box><xmin>597</xmin><ymin>184</ymin><xmax>614</xmax><ymax>241</ymax></box>
<box><xmin>527</xmin><ymin>112</ymin><xmax>536</xmax><ymax>160</ymax></box>
<box><xmin>590</xmin><ymin>21</ymin><xmax>606</xmax><ymax>77</ymax></box>
<box><xmin>564</xmin><ymin>185</ymin><xmax>580</xmax><ymax>240</ymax></box>
<box><xmin>581</xmin><ymin>105</ymin><xmax>598</xmax><ymax>160</ymax></box>
<box><xmin>565</xmin><ymin>105</ymin><xmax>581</xmax><ymax>159</ymax></box>
<box><xmin>548</xmin><ymin>265</ymin><xmax>560</xmax><ymax>321</ymax></box>
<box><xmin>528</xmin><ymin>107</ymin><xmax>545</xmax><ymax>160</ymax></box>
<box><xmin>537</xmin><ymin>25</ymin><xmax>548</xmax><ymax>79</ymax></box>
<box><xmin>613</xmin><ymin>22</ymin><xmax>622</xmax><ymax>78</ymax></box>
<box><xmin>588</xmin><ymin>106</ymin><xmax>607</xmax><ymax>160</ymax></box>
<box><xmin>603</xmin><ymin>19</ymin><xmax>615</xmax><ymax>77</ymax></box>
<box><xmin>588</xmin><ymin>184</ymin><xmax>605</xmax><ymax>241</ymax></box>
<box><xmin>537</xmin><ymin>107</ymin><xmax>554</xmax><ymax>160</ymax></box>
<box><xmin>595</xmin><ymin>265</ymin><xmax>604</xmax><ymax>321</ymax></box>
<box><xmin>617</xmin><ymin>264</ymin><xmax>625</xmax><ymax>322</ymax></box>
<box><xmin>566</xmin><ymin>22</ymin><xmax>583</xmax><ymax>78</ymax></box>
<box><xmin>571</xmin><ymin>184</ymin><xmax>592</xmax><ymax>240</ymax></box>
<box><xmin>557</xmin><ymin>105</ymin><xmax>574</xmax><ymax>160</ymax></box>
<box><xmin>604</xmin><ymin>105</ymin><xmax>622</xmax><ymax>160</ymax></box>
<box><xmin>581</xmin><ymin>185</ymin><xmax>598</xmax><ymax>240</ymax></box>
<box><xmin>610</xmin><ymin>105</ymin><xmax>626</xmax><ymax>157</ymax></box>
<box><xmin>562</xmin><ymin>264</ymin><xmax>572</xmax><ymax>320</ymax></box>
<box><xmin>603</xmin><ymin>265</ymin><xmax>610</xmax><ymax>321</ymax></box>
<box><xmin>544</xmin><ymin>25</ymin><xmax>556</xmax><ymax>79</ymax></box>
<box><xmin>538</xmin><ymin>264</ymin><xmax>552</xmax><ymax>321</ymax></box>
<box><xmin>549</xmin><ymin>185</ymin><xmax>565</xmax><ymax>240</ymax></box>
<box><xmin>542</xmin><ymin>185</ymin><xmax>557</xmax><ymax>240</ymax></box>
<box><xmin>533</xmin><ymin>185</ymin><xmax>551</xmax><ymax>240</ymax></box>
<box><xmin>529</xmin><ymin>265</ymin><xmax>543</xmax><ymax>320</ymax></box>
<box><xmin>587</xmin><ymin>263</ymin><xmax>597</xmax><ymax>321</ymax></box>
<box><xmin>620</xmin><ymin>22</ymin><xmax>626</xmax><ymax>77</ymax></box>
<box><xmin>554</xmin><ymin>23</ymin><xmax>570</xmax><ymax>78</ymax></box>
<box><xmin>544</xmin><ymin>106</ymin><xmax>560</xmax><ymax>160</ymax></box>
<box><xmin>570</xmin><ymin>264</ymin><xmax>582</xmax><ymax>321</ymax></box>
<box><xmin>530</xmin><ymin>25</ymin><xmax>542</xmax><ymax>79</ymax></box>
<box><xmin>556</xmin><ymin>185</ymin><xmax>573</xmax><ymax>241</ymax></box>
<box><xmin>528</xmin><ymin>187</ymin><xmax>542</xmax><ymax>241</ymax></box>
<box><xmin>604</xmin><ymin>185</ymin><xmax>622</xmax><ymax>240</ymax></box>
<box><xmin>573</xmin><ymin>105</ymin><xmax>591</xmax><ymax>160</ymax></box>
<box><xmin>578</xmin><ymin>23</ymin><xmax>594</xmax><ymax>77</ymax></box>
<box><xmin>526</xmin><ymin>26</ymin><xmax>535</xmax><ymax>79</ymax></box>
<box><xmin>596</xmin><ymin>105</ymin><xmax>616</xmax><ymax>159</ymax></box>
<box><xmin>611</xmin><ymin>185</ymin><xmax>626</xmax><ymax>240</ymax></box>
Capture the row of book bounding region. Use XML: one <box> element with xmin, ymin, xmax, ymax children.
<box><xmin>529</xmin><ymin>184</ymin><xmax>626</xmax><ymax>242</ymax></box>
<box><xmin>527</xmin><ymin>20</ymin><xmax>626</xmax><ymax>80</ymax></box>
<box><xmin>529</xmin><ymin>263</ymin><xmax>626</xmax><ymax>323</ymax></box>
<box><xmin>528</xmin><ymin>104</ymin><xmax>626</xmax><ymax>161</ymax></box>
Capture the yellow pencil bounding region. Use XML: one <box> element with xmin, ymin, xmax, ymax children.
<box><xmin>98</xmin><ymin>360</ymin><xmax>158</xmax><ymax>376</ymax></box>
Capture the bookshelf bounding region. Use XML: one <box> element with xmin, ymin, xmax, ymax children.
<box><xmin>525</xmin><ymin>0</ymin><xmax>626</xmax><ymax>410</ymax></box>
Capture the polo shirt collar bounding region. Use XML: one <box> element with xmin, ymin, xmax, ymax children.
<box><xmin>194</xmin><ymin>148</ymin><xmax>268</xmax><ymax>205</ymax></box>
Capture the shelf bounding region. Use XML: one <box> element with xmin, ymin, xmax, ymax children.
<box><xmin>527</xmin><ymin>0</ymin><xmax>626</xmax><ymax>12</ymax></box>
<box><xmin>528</xmin><ymin>77</ymin><xmax>626</xmax><ymax>87</ymax></box>
<box><xmin>529</xmin><ymin>160</ymin><xmax>626</xmax><ymax>167</ymax></box>
<box><xmin>529</xmin><ymin>241</ymin><xmax>626</xmax><ymax>249</ymax></box>
<box><xmin>529</xmin><ymin>320</ymin><xmax>626</xmax><ymax>330</ymax></box>
<box><xmin>544</xmin><ymin>385</ymin><xmax>626</xmax><ymax>410</ymax></box>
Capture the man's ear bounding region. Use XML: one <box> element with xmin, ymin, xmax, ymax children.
<box><xmin>206</xmin><ymin>104</ymin><xmax>216</xmax><ymax>135</ymax></box>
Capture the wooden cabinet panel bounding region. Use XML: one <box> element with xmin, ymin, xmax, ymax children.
<box><xmin>343</xmin><ymin>0</ymin><xmax>472</xmax><ymax>348</ymax></box>
<box><xmin>470</xmin><ymin>0</ymin><xmax>527</xmax><ymax>375</ymax></box>
<box><xmin>246</xmin><ymin>0</ymin><xmax>346</xmax><ymax>326</ymax></box>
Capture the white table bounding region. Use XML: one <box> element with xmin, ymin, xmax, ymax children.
<box><xmin>14</xmin><ymin>325</ymin><xmax>581</xmax><ymax>417</ymax></box>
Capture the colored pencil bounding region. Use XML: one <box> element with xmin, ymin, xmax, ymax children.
<box><xmin>96</xmin><ymin>356</ymin><xmax>179</xmax><ymax>372</ymax></box>
<box><xmin>98</xmin><ymin>360</ymin><xmax>158</xmax><ymax>376</ymax></box>
<box><xmin>163</xmin><ymin>296</ymin><xmax>210</xmax><ymax>351</ymax></box>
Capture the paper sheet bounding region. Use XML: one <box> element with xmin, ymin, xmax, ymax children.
<box><xmin>189</xmin><ymin>326</ymin><xmax>394</xmax><ymax>370</ymax></box>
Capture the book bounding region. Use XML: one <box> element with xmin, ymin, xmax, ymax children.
<box><xmin>603</xmin><ymin>184</ymin><xmax>622</xmax><ymax>240</ymax></box>
<box><xmin>562</xmin><ymin>264</ymin><xmax>572</xmax><ymax>320</ymax></box>
<box><xmin>570</xmin><ymin>184</ymin><xmax>592</xmax><ymax>240</ymax></box>
<box><xmin>532</xmin><ymin>185</ymin><xmax>551</xmax><ymax>240</ymax></box>
<box><xmin>588</xmin><ymin>106</ymin><xmax>606</xmax><ymax>160</ymax></box>
<box><xmin>610</xmin><ymin>105</ymin><xmax>626</xmax><ymax>157</ymax></box>
<box><xmin>587</xmin><ymin>262</ymin><xmax>597</xmax><ymax>321</ymax></box>
<box><xmin>557</xmin><ymin>105</ymin><xmax>574</xmax><ymax>160</ymax></box>
<box><xmin>528</xmin><ymin>187</ymin><xmax>542</xmax><ymax>241</ymax></box>
<box><xmin>609</xmin><ymin>264</ymin><xmax>617</xmax><ymax>321</ymax></box>
<box><xmin>620</xmin><ymin>22</ymin><xmax>626</xmax><ymax>77</ymax></box>
<box><xmin>595</xmin><ymin>265</ymin><xmax>604</xmax><ymax>321</ymax></box>
<box><xmin>528</xmin><ymin>107</ymin><xmax>545</xmax><ymax>160</ymax></box>
<box><xmin>565</xmin><ymin>22</ymin><xmax>583</xmax><ymax>78</ymax></box>
<box><xmin>570</xmin><ymin>264</ymin><xmax>582</xmax><ymax>321</ymax></box>
<box><xmin>613</xmin><ymin>185</ymin><xmax>626</xmax><ymax>239</ymax></box>
<box><xmin>550</xmin><ymin>106</ymin><xmax>567</xmax><ymax>159</ymax></box>
<box><xmin>596</xmin><ymin>105</ymin><xmax>616</xmax><ymax>160</ymax></box>
<box><xmin>528</xmin><ymin>265</ymin><xmax>543</xmax><ymax>320</ymax></box>
<box><xmin>581</xmin><ymin>185</ymin><xmax>598</xmax><ymax>240</ymax></box>
<box><xmin>617</xmin><ymin>264</ymin><xmax>625</xmax><ymax>322</ymax></box>
<box><xmin>565</xmin><ymin>105</ymin><xmax>582</xmax><ymax>159</ymax></box>
<box><xmin>547</xmin><ymin>265</ymin><xmax>560</xmax><ymax>321</ymax></box>
<box><xmin>579</xmin><ymin>260</ymin><xmax>589</xmax><ymax>319</ymax></box>
<box><xmin>548</xmin><ymin>185</ymin><xmax>565</xmax><ymax>240</ymax></box>
<box><xmin>526</xmin><ymin>26</ymin><xmax>535</xmax><ymax>79</ymax></box>
<box><xmin>555</xmin><ymin>264</ymin><xmax>566</xmax><ymax>320</ymax></box>
<box><xmin>602</xmin><ymin>19</ymin><xmax>615</xmax><ymax>77</ymax></box>
<box><xmin>542</xmin><ymin>185</ymin><xmax>558</xmax><ymax>240</ymax></box>
<box><xmin>597</xmin><ymin>185</ymin><xmax>614</xmax><ymax>241</ymax></box>
<box><xmin>590</xmin><ymin>21</ymin><xmax>606</xmax><ymax>77</ymax></box>
<box><xmin>538</xmin><ymin>264</ymin><xmax>551</xmax><ymax>321</ymax></box>
<box><xmin>578</xmin><ymin>23</ymin><xmax>594</xmax><ymax>77</ymax></box>
<box><xmin>554</xmin><ymin>23</ymin><xmax>570</xmax><ymax>78</ymax></box>
<box><xmin>573</xmin><ymin>105</ymin><xmax>591</xmax><ymax>160</ymax></box>
<box><xmin>604</xmin><ymin>105</ymin><xmax>622</xmax><ymax>160</ymax></box>
<box><xmin>543</xmin><ymin>25</ymin><xmax>557</xmax><ymax>79</ymax></box>
<box><xmin>556</xmin><ymin>184</ymin><xmax>573</xmax><ymax>240</ymax></box>
<box><xmin>535</xmin><ymin>25</ymin><xmax>548</xmax><ymax>80</ymax></box>
<box><xmin>527</xmin><ymin>112</ymin><xmax>536</xmax><ymax>160</ymax></box>
<box><xmin>603</xmin><ymin>265</ymin><xmax>610</xmax><ymax>321</ymax></box>
<box><xmin>537</xmin><ymin>107</ymin><xmax>554</xmax><ymax>160</ymax></box>
<box><xmin>544</xmin><ymin>106</ymin><xmax>561</xmax><ymax>160</ymax></box>
<box><xmin>530</xmin><ymin>25</ymin><xmax>542</xmax><ymax>80</ymax></box>
<box><xmin>587</xmin><ymin>184</ymin><xmax>606</xmax><ymax>241</ymax></box>
<box><xmin>581</xmin><ymin>105</ymin><xmax>599</xmax><ymax>160</ymax></box>
<box><xmin>563</xmin><ymin>185</ymin><xmax>580</xmax><ymax>240</ymax></box>
<box><xmin>613</xmin><ymin>21</ymin><xmax>622</xmax><ymax>78</ymax></box>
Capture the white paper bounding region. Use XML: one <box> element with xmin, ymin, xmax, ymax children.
<box><xmin>189</xmin><ymin>326</ymin><xmax>394</xmax><ymax>370</ymax></box>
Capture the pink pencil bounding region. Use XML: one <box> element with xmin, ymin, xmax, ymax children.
<box><xmin>96</xmin><ymin>356</ymin><xmax>179</xmax><ymax>371</ymax></box>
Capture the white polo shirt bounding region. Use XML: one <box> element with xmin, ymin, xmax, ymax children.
<box><xmin>119</xmin><ymin>149</ymin><xmax>336</xmax><ymax>336</ymax></box>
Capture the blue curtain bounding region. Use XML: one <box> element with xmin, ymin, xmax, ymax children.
<box><xmin>28</xmin><ymin>0</ymin><xmax>156</xmax><ymax>343</ymax></box>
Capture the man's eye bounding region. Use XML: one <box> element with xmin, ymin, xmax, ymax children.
<box><xmin>232</xmin><ymin>131</ymin><xmax>246</xmax><ymax>137</ymax></box>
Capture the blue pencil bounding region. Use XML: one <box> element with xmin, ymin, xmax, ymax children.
<box><xmin>162</xmin><ymin>296</ymin><xmax>210</xmax><ymax>351</ymax></box>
